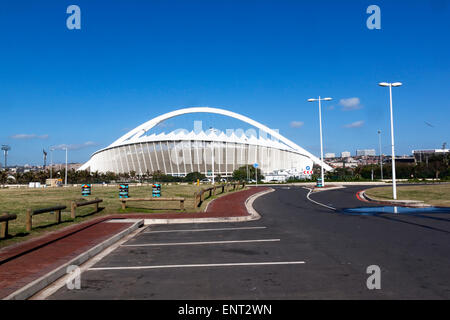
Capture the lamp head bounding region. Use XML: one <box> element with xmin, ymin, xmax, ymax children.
<box><xmin>378</xmin><ymin>82</ymin><xmax>390</xmax><ymax>87</ymax></box>
<box><xmin>392</xmin><ymin>82</ymin><xmax>403</xmax><ymax>87</ymax></box>
<box><xmin>323</xmin><ymin>97</ymin><xmax>332</xmax><ymax>101</ymax></box>
<box><xmin>307</xmin><ymin>98</ymin><xmax>317</xmax><ymax>102</ymax></box>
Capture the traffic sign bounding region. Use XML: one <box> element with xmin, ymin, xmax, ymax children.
<box><xmin>253</xmin><ymin>163</ymin><xmax>258</xmax><ymax>168</ymax></box>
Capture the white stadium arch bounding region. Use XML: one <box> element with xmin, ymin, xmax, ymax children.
<box><xmin>79</xmin><ymin>107</ymin><xmax>332</xmax><ymax>175</ymax></box>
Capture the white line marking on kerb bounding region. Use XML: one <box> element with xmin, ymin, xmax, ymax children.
<box><xmin>144</xmin><ymin>226</ymin><xmax>267</xmax><ymax>234</ymax></box>
<box><xmin>122</xmin><ymin>239</ymin><xmax>280</xmax><ymax>247</ymax></box>
<box><xmin>88</xmin><ymin>261</ymin><xmax>306</xmax><ymax>271</ymax></box>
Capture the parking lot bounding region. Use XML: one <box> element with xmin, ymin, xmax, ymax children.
<box><xmin>48</xmin><ymin>220</ymin><xmax>311</xmax><ymax>299</ymax></box>
<box><xmin>44</xmin><ymin>186</ymin><xmax>450</xmax><ymax>299</ymax></box>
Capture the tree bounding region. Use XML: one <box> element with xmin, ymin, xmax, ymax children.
<box><xmin>184</xmin><ymin>171</ymin><xmax>206</xmax><ymax>182</ymax></box>
<box><xmin>232</xmin><ymin>165</ymin><xmax>264</xmax><ymax>181</ymax></box>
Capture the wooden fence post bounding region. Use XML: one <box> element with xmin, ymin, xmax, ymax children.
<box><xmin>71</xmin><ymin>201</ymin><xmax>76</xmax><ymax>219</ymax></box>
<box><xmin>0</xmin><ymin>221</ymin><xmax>7</xmax><ymax>239</ymax></box>
<box><xmin>55</xmin><ymin>209</ymin><xmax>61</xmax><ymax>224</ymax></box>
<box><xmin>213</xmin><ymin>186</ymin><xmax>216</xmax><ymax>196</ymax></box>
<box><xmin>121</xmin><ymin>200</ymin><xmax>127</xmax><ymax>210</ymax></box>
<box><xmin>180</xmin><ymin>199</ymin><xmax>185</xmax><ymax>211</ymax></box>
<box><xmin>26</xmin><ymin>209</ymin><xmax>32</xmax><ymax>232</ymax></box>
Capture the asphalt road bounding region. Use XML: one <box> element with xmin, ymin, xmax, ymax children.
<box><xmin>49</xmin><ymin>185</ymin><xmax>450</xmax><ymax>299</ymax></box>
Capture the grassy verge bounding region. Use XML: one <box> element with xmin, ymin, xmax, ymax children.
<box><xmin>364</xmin><ymin>184</ymin><xmax>450</xmax><ymax>207</ymax></box>
<box><xmin>0</xmin><ymin>183</ymin><xmax>240</xmax><ymax>248</ymax></box>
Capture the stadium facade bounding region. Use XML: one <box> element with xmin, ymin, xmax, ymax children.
<box><xmin>79</xmin><ymin>107</ymin><xmax>332</xmax><ymax>177</ymax></box>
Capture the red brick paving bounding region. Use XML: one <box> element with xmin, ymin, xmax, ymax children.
<box><xmin>0</xmin><ymin>221</ymin><xmax>132</xmax><ymax>299</ymax></box>
<box><xmin>0</xmin><ymin>187</ymin><xmax>269</xmax><ymax>299</ymax></box>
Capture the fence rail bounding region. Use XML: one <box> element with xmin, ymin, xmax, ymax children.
<box><xmin>0</xmin><ymin>213</ymin><xmax>17</xmax><ymax>239</ymax></box>
<box><xmin>121</xmin><ymin>197</ymin><xmax>186</xmax><ymax>211</ymax></box>
<box><xmin>71</xmin><ymin>198</ymin><xmax>103</xmax><ymax>218</ymax></box>
<box><xmin>26</xmin><ymin>205</ymin><xmax>67</xmax><ymax>232</ymax></box>
<box><xmin>194</xmin><ymin>182</ymin><xmax>246</xmax><ymax>208</ymax></box>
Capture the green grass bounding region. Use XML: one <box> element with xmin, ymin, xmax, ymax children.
<box><xmin>0</xmin><ymin>183</ymin><xmax>240</xmax><ymax>248</ymax></box>
<box><xmin>365</xmin><ymin>184</ymin><xmax>450</xmax><ymax>207</ymax></box>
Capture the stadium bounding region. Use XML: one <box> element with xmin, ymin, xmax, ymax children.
<box><xmin>79</xmin><ymin>107</ymin><xmax>332</xmax><ymax>178</ymax></box>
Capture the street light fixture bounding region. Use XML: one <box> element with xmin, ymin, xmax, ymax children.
<box><xmin>378</xmin><ymin>82</ymin><xmax>402</xmax><ymax>200</ymax></box>
<box><xmin>307</xmin><ymin>96</ymin><xmax>332</xmax><ymax>187</ymax></box>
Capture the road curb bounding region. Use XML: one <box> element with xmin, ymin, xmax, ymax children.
<box><xmin>3</xmin><ymin>219</ymin><xmax>144</xmax><ymax>300</ymax></box>
<box><xmin>144</xmin><ymin>188</ymin><xmax>274</xmax><ymax>226</ymax></box>
<box><xmin>359</xmin><ymin>189</ymin><xmax>431</xmax><ymax>207</ymax></box>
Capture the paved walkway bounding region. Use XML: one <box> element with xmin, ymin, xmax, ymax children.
<box><xmin>0</xmin><ymin>187</ymin><xmax>268</xmax><ymax>299</ymax></box>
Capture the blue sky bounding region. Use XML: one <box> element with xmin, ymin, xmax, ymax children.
<box><xmin>1</xmin><ymin>0</ymin><xmax>449</xmax><ymax>165</ymax></box>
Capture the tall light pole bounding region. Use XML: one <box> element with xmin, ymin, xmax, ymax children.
<box><xmin>308</xmin><ymin>96</ymin><xmax>332</xmax><ymax>187</ymax></box>
<box><xmin>1</xmin><ymin>145</ymin><xmax>11</xmax><ymax>170</ymax></box>
<box><xmin>50</xmin><ymin>148</ymin><xmax>54</xmax><ymax>179</ymax></box>
<box><xmin>64</xmin><ymin>147</ymin><xmax>68</xmax><ymax>186</ymax></box>
<box><xmin>379</xmin><ymin>82</ymin><xmax>402</xmax><ymax>200</ymax></box>
<box><xmin>378</xmin><ymin>130</ymin><xmax>383</xmax><ymax>180</ymax></box>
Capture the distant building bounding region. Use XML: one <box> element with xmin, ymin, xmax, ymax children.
<box><xmin>325</xmin><ymin>153</ymin><xmax>335</xmax><ymax>158</ymax></box>
<box><xmin>412</xmin><ymin>149</ymin><xmax>449</xmax><ymax>162</ymax></box>
<box><xmin>341</xmin><ymin>151</ymin><xmax>351</xmax><ymax>158</ymax></box>
<box><xmin>356</xmin><ymin>149</ymin><xmax>376</xmax><ymax>156</ymax></box>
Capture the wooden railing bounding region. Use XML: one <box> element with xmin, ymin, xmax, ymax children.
<box><xmin>0</xmin><ymin>213</ymin><xmax>17</xmax><ymax>239</ymax></box>
<box><xmin>120</xmin><ymin>197</ymin><xmax>186</xmax><ymax>211</ymax></box>
<box><xmin>70</xmin><ymin>198</ymin><xmax>103</xmax><ymax>218</ymax></box>
<box><xmin>194</xmin><ymin>182</ymin><xmax>246</xmax><ymax>208</ymax></box>
<box><xmin>26</xmin><ymin>205</ymin><xmax>67</xmax><ymax>232</ymax></box>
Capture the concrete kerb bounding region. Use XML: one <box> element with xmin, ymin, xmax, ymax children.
<box><xmin>359</xmin><ymin>189</ymin><xmax>431</xmax><ymax>208</ymax></box>
<box><xmin>143</xmin><ymin>188</ymin><xmax>275</xmax><ymax>226</ymax></box>
<box><xmin>3</xmin><ymin>219</ymin><xmax>144</xmax><ymax>300</ymax></box>
<box><xmin>310</xmin><ymin>185</ymin><xmax>346</xmax><ymax>193</ymax></box>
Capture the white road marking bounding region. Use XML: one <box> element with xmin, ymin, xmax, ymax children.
<box><xmin>304</xmin><ymin>187</ymin><xmax>337</xmax><ymax>211</ymax></box>
<box><xmin>144</xmin><ymin>226</ymin><xmax>267</xmax><ymax>234</ymax></box>
<box><xmin>88</xmin><ymin>261</ymin><xmax>306</xmax><ymax>271</ymax></box>
<box><xmin>122</xmin><ymin>239</ymin><xmax>280</xmax><ymax>247</ymax></box>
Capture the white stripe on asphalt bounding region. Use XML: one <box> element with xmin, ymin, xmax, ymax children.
<box><xmin>144</xmin><ymin>226</ymin><xmax>267</xmax><ymax>234</ymax></box>
<box><xmin>88</xmin><ymin>261</ymin><xmax>305</xmax><ymax>271</ymax></box>
<box><xmin>304</xmin><ymin>187</ymin><xmax>337</xmax><ymax>211</ymax></box>
<box><xmin>121</xmin><ymin>239</ymin><xmax>280</xmax><ymax>247</ymax></box>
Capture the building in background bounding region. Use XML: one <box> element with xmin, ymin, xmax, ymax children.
<box><xmin>325</xmin><ymin>153</ymin><xmax>336</xmax><ymax>158</ymax></box>
<box><xmin>356</xmin><ymin>149</ymin><xmax>376</xmax><ymax>156</ymax></box>
<box><xmin>341</xmin><ymin>151</ymin><xmax>351</xmax><ymax>158</ymax></box>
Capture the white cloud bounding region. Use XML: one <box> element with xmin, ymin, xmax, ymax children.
<box><xmin>339</xmin><ymin>97</ymin><xmax>362</xmax><ymax>111</ymax></box>
<box><xmin>344</xmin><ymin>120</ymin><xmax>364</xmax><ymax>128</ymax></box>
<box><xmin>51</xmin><ymin>141</ymin><xmax>97</xmax><ymax>151</ymax></box>
<box><xmin>290</xmin><ymin>121</ymin><xmax>304</xmax><ymax>128</ymax></box>
<box><xmin>11</xmin><ymin>134</ymin><xmax>49</xmax><ymax>140</ymax></box>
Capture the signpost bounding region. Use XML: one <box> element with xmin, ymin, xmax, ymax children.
<box><xmin>152</xmin><ymin>184</ymin><xmax>161</xmax><ymax>197</ymax></box>
<box><xmin>119</xmin><ymin>184</ymin><xmax>129</xmax><ymax>198</ymax></box>
<box><xmin>81</xmin><ymin>184</ymin><xmax>91</xmax><ymax>196</ymax></box>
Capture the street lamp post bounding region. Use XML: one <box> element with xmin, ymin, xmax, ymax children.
<box><xmin>378</xmin><ymin>130</ymin><xmax>383</xmax><ymax>180</ymax></box>
<box><xmin>50</xmin><ymin>148</ymin><xmax>54</xmax><ymax>179</ymax></box>
<box><xmin>64</xmin><ymin>147</ymin><xmax>68</xmax><ymax>186</ymax></box>
<box><xmin>378</xmin><ymin>82</ymin><xmax>402</xmax><ymax>200</ymax></box>
<box><xmin>308</xmin><ymin>96</ymin><xmax>332</xmax><ymax>187</ymax></box>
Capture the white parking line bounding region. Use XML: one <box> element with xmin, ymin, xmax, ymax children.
<box><xmin>88</xmin><ymin>261</ymin><xmax>305</xmax><ymax>271</ymax></box>
<box><xmin>144</xmin><ymin>226</ymin><xmax>267</xmax><ymax>234</ymax></box>
<box><xmin>121</xmin><ymin>239</ymin><xmax>280</xmax><ymax>247</ymax></box>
